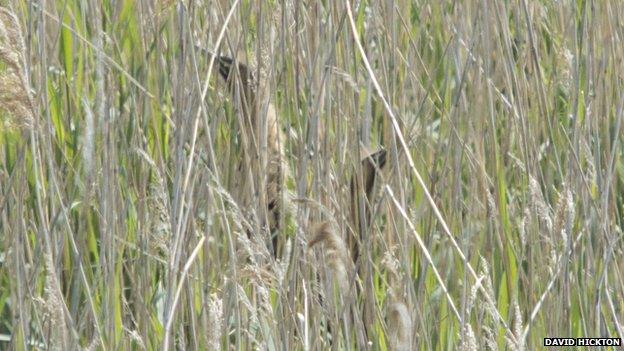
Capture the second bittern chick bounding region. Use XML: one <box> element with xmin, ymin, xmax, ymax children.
<box><xmin>349</xmin><ymin>147</ymin><xmax>387</xmax><ymax>264</ymax></box>
<box><xmin>213</xmin><ymin>52</ymin><xmax>286</xmax><ymax>257</ymax></box>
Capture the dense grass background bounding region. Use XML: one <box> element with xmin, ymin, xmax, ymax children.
<box><xmin>1</xmin><ymin>0</ymin><xmax>623</xmax><ymax>349</ymax></box>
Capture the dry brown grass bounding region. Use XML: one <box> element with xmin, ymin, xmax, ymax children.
<box><xmin>0</xmin><ymin>7</ymin><xmax>33</xmax><ymax>129</ymax></box>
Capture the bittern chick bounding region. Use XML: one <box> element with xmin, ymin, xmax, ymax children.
<box><xmin>349</xmin><ymin>148</ymin><xmax>387</xmax><ymax>264</ymax></box>
<box><xmin>211</xmin><ymin>51</ymin><xmax>286</xmax><ymax>257</ymax></box>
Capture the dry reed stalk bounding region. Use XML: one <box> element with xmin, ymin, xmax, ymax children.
<box><xmin>308</xmin><ymin>221</ymin><xmax>351</xmax><ymax>293</ymax></box>
<box><xmin>504</xmin><ymin>299</ymin><xmax>525</xmax><ymax>351</ymax></box>
<box><xmin>308</xmin><ymin>221</ymin><xmax>357</xmax><ymax>346</ymax></box>
<box><xmin>42</xmin><ymin>254</ymin><xmax>70</xmax><ymax>350</ymax></box>
<box><xmin>528</xmin><ymin>176</ymin><xmax>552</xmax><ymax>233</ymax></box>
<box><xmin>382</xmin><ymin>248</ymin><xmax>413</xmax><ymax>351</ymax></box>
<box><xmin>206</xmin><ymin>293</ymin><xmax>223</xmax><ymax>350</ymax></box>
<box><xmin>458</xmin><ymin>323</ymin><xmax>477</xmax><ymax>351</ymax></box>
<box><xmin>137</xmin><ymin>148</ymin><xmax>172</xmax><ymax>256</ymax></box>
<box><xmin>386</xmin><ymin>300</ymin><xmax>413</xmax><ymax>351</ymax></box>
<box><xmin>0</xmin><ymin>7</ymin><xmax>34</xmax><ymax>130</ymax></box>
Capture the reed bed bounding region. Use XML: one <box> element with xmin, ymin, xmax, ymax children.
<box><xmin>1</xmin><ymin>0</ymin><xmax>623</xmax><ymax>349</ymax></box>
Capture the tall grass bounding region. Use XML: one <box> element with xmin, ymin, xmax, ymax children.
<box><xmin>1</xmin><ymin>0</ymin><xmax>623</xmax><ymax>349</ymax></box>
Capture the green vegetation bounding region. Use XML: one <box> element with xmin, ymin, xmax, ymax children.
<box><xmin>1</xmin><ymin>0</ymin><xmax>623</xmax><ymax>349</ymax></box>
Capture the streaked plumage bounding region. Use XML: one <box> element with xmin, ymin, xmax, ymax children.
<box><xmin>205</xmin><ymin>48</ymin><xmax>285</xmax><ymax>257</ymax></box>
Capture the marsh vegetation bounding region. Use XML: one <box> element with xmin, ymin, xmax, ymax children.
<box><xmin>1</xmin><ymin>0</ymin><xmax>623</xmax><ymax>349</ymax></box>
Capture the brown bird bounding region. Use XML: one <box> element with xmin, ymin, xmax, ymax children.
<box><xmin>349</xmin><ymin>147</ymin><xmax>387</xmax><ymax>264</ymax></box>
<box><xmin>202</xmin><ymin>47</ymin><xmax>285</xmax><ymax>257</ymax></box>
<box><xmin>348</xmin><ymin>147</ymin><xmax>387</xmax><ymax>342</ymax></box>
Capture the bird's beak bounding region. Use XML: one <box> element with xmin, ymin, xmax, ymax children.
<box><xmin>194</xmin><ymin>44</ymin><xmax>234</xmax><ymax>81</ymax></box>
